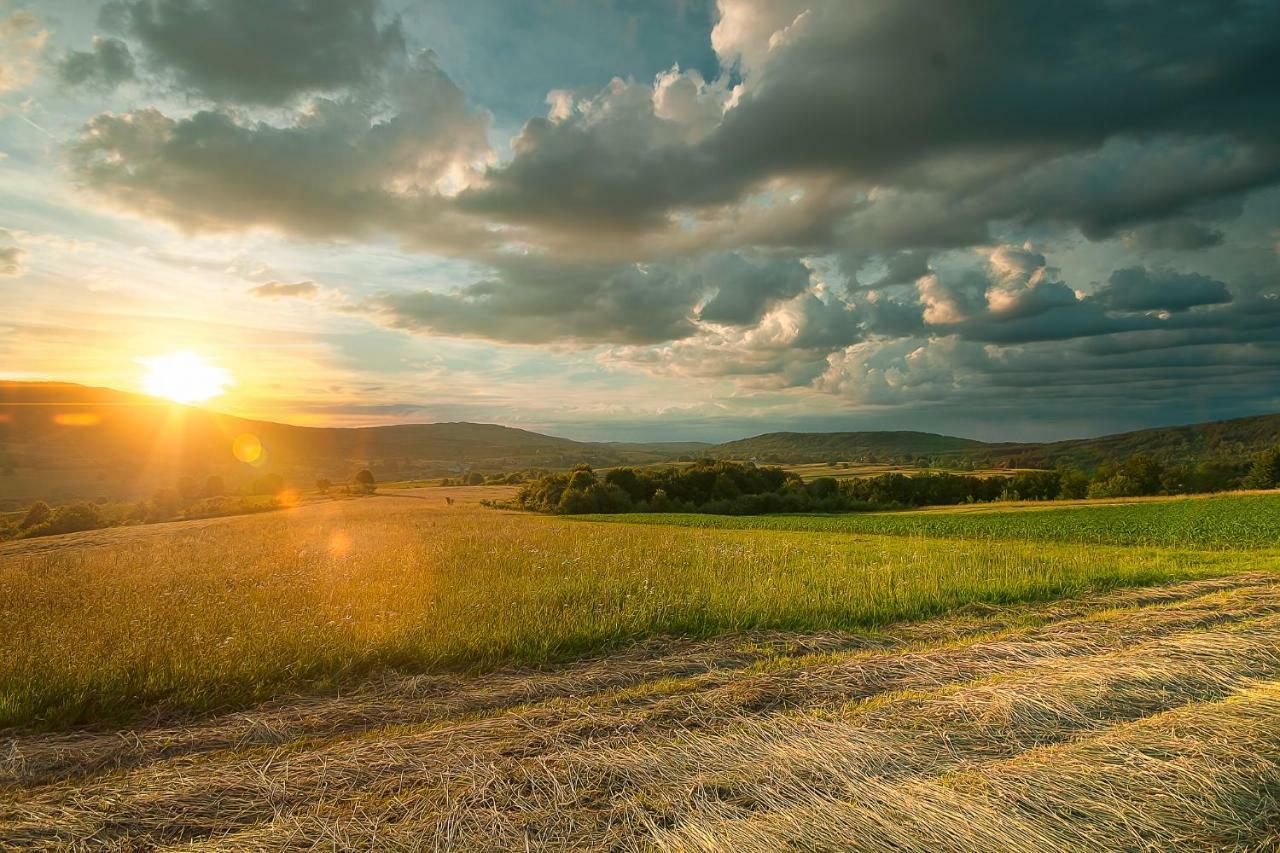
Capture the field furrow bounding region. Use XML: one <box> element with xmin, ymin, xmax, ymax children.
<box><xmin>4</xmin><ymin>572</ymin><xmax>1279</xmax><ymax>850</ymax></box>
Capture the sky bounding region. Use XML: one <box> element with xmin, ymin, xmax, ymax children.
<box><xmin>1</xmin><ymin>0</ymin><xmax>1278</xmax><ymax>443</ymax></box>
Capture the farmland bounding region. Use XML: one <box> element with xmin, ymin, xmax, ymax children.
<box><xmin>2</xmin><ymin>489</ymin><xmax>1279</xmax><ymax>848</ymax></box>
<box><xmin>589</xmin><ymin>491</ymin><xmax>1280</xmax><ymax>549</ymax></box>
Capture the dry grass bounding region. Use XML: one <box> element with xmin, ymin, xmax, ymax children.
<box><xmin>3</xmin><ymin>573</ymin><xmax>1279</xmax><ymax>849</ymax></box>
<box><xmin>3</xmin><ymin>492</ymin><xmax>1251</xmax><ymax>730</ymax></box>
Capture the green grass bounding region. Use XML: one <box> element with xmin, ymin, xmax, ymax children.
<box><xmin>581</xmin><ymin>492</ymin><xmax>1280</xmax><ymax>550</ymax></box>
<box><xmin>3</xmin><ymin>496</ymin><xmax>1272</xmax><ymax>730</ymax></box>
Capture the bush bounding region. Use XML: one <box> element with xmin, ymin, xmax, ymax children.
<box><xmin>315</xmin><ymin>477</ymin><xmax>332</xmax><ymax>495</ymax></box>
<box><xmin>20</xmin><ymin>500</ymin><xmax>52</xmax><ymax>529</ymax></box>
<box><xmin>21</xmin><ymin>502</ymin><xmax>106</xmax><ymax>538</ymax></box>
<box><xmin>1245</xmin><ymin>446</ymin><xmax>1280</xmax><ymax>490</ymax></box>
<box><xmin>465</xmin><ymin>471</ymin><xmax>485</xmax><ymax>486</ymax></box>
<box><xmin>354</xmin><ymin>469</ymin><xmax>377</xmax><ymax>494</ymax></box>
<box><xmin>148</xmin><ymin>487</ymin><xmax>183</xmax><ymax>521</ymax></box>
<box><xmin>251</xmin><ymin>473</ymin><xmax>286</xmax><ymax>496</ymax></box>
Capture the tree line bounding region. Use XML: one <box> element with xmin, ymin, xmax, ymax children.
<box><xmin>503</xmin><ymin>448</ymin><xmax>1280</xmax><ymax>516</ymax></box>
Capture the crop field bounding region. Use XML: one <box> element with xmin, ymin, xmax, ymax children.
<box><xmin>589</xmin><ymin>491</ymin><xmax>1280</xmax><ymax>549</ymax></box>
<box><xmin>2</xmin><ymin>489</ymin><xmax>1279</xmax><ymax>848</ymax></box>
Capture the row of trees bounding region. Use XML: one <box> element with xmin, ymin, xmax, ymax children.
<box><xmin>5</xmin><ymin>468</ymin><xmax>382</xmax><ymax>541</ymax></box>
<box><xmin>506</xmin><ymin>447</ymin><xmax>1280</xmax><ymax>516</ymax></box>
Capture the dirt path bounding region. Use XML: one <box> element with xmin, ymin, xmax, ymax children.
<box><xmin>3</xmin><ymin>572</ymin><xmax>1279</xmax><ymax>850</ymax></box>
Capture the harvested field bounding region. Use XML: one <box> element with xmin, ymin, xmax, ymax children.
<box><xmin>4</xmin><ymin>572</ymin><xmax>1279</xmax><ymax>850</ymax></box>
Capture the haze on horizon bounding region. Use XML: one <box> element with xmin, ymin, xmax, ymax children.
<box><xmin>2</xmin><ymin>0</ymin><xmax>1278</xmax><ymax>444</ymax></box>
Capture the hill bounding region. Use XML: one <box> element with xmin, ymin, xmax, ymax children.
<box><xmin>711</xmin><ymin>430</ymin><xmax>1003</xmax><ymax>463</ymax></box>
<box><xmin>1012</xmin><ymin>412</ymin><xmax>1280</xmax><ymax>469</ymax></box>
<box><xmin>0</xmin><ymin>382</ymin><xmax>702</xmax><ymax>505</ymax></box>
<box><xmin>710</xmin><ymin>414</ymin><xmax>1280</xmax><ymax>470</ymax></box>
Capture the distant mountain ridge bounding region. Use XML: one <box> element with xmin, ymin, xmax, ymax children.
<box><xmin>711</xmin><ymin>413</ymin><xmax>1280</xmax><ymax>470</ymax></box>
<box><xmin>2</xmin><ymin>381</ymin><xmax>1278</xmax><ymax>504</ymax></box>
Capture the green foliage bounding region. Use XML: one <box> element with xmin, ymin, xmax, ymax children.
<box><xmin>148</xmin><ymin>487</ymin><xmax>183</xmax><ymax>521</ymax></box>
<box><xmin>18</xmin><ymin>502</ymin><xmax>106</xmax><ymax>539</ymax></box>
<box><xmin>176</xmin><ymin>475</ymin><xmax>201</xmax><ymax>500</ymax></box>
<box><xmin>19</xmin><ymin>500</ymin><xmax>51</xmax><ymax>530</ymax></box>
<box><xmin>1244</xmin><ymin>446</ymin><xmax>1280</xmax><ymax>490</ymax></box>
<box><xmin>251</xmin><ymin>473</ymin><xmax>286</xmax><ymax>496</ymax></box>
<box><xmin>608</xmin><ymin>492</ymin><xmax>1280</xmax><ymax>550</ymax></box>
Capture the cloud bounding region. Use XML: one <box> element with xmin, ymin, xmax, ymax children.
<box><xmin>248</xmin><ymin>280</ymin><xmax>318</xmax><ymax>299</ymax></box>
<box><xmin>105</xmin><ymin>0</ymin><xmax>404</xmax><ymax>105</ymax></box>
<box><xmin>1123</xmin><ymin>219</ymin><xmax>1225</xmax><ymax>251</ymax></box>
<box><xmin>0</xmin><ymin>230</ymin><xmax>25</xmax><ymax>276</ymax></box>
<box><xmin>696</xmin><ymin>253</ymin><xmax>811</xmax><ymax>326</ymax></box>
<box><xmin>0</xmin><ymin>8</ymin><xmax>46</xmax><ymax>93</ymax></box>
<box><xmin>68</xmin><ymin>53</ymin><xmax>493</xmax><ymax>249</ymax></box>
<box><xmin>57</xmin><ymin>36</ymin><xmax>135</xmax><ymax>90</ymax></box>
<box><xmin>1096</xmin><ymin>267</ymin><xmax>1233</xmax><ymax>313</ymax></box>
<box><xmin>463</xmin><ymin>0</ymin><xmax>1280</xmax><ymax>255</ymax></box>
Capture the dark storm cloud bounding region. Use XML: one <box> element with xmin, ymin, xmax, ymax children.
<box><xmin>103</xmin><ymin>0</ymin><xmax>404</xmax><ymax>104</ymax></box>
<box><xmin>697</xmin><ymin>254</ymin><xmax>810</xmax><ymax>326</ymax></box>
<box><xmin>57</xmin><ymin>36</ymin><xmax>135</xmax><ymax>89</ymax></box>
<box><xmin>1124</xmin><ymin>220</ymin><xmax>1225</xmax><ymax>252</ymax></box>
<box><xmin>374</xmin><ymin>252</ymin><xmax>809</xmax><ymax>345</ymax></box>
<box><xmin>1097</xmin><ymin>267</ymin><xmax>1233</xmax><ymax>313</ymax></box>
<box><xmin>466</xmin><ymin>0</ymin><xmax>1280</xmax><ymax>248</ymax></box>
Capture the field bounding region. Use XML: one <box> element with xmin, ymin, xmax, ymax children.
<box><xmin>2</xmin><ymin>489</ymin><xmax>1280</xmax><ymax>848</ymax></box>
<box><xmin>590</xmin><ymin>490</ymin><xmax>1280</xmax><ymax>549</ymax></box>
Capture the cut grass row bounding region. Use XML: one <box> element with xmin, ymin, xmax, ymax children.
<box><xmin>2</xmin><ymin>497</ymin><xmax>1269</xmax><ymax>730</ymax></box>
<box><xmin>582</xmin><ymin>491</ymin><xmax>1280</xmax><ymax>549</ymax></box>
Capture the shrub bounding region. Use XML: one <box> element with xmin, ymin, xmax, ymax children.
<box><xmin>20</xmin><ymin>500</ymin><xmax>52</xmax><ymax>529</ymax></box>
<box><xmin>354</xmin><ymin>469</ymin><xmax>377</xmax><ymax>494</ymax></box>
<box><xmin>251</xmin><ymin>473</ymin><xmax>286</xmax><ymax>496</ymax></box>
<box><xmin>315</xmin><ymin>477</ymin><xmax>332</xmax><ymax>495</ymax></box>
<box><xmin>22</xmin><ymin>502</ymin><xmax>107</xmax><ymax>538</ymax></box>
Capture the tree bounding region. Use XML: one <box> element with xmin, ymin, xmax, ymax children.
<box><xmin>20</xmin><ymin>500</ymin><xmax>51</xmax><ymax>529</ymax></box>
<box><xmin>176</xmin><ymin>475</ymin><xmax>201</xmax><ymax>500</ymax></box>
<box><xmin>203</xmin><ymin>475</ymin><xmax>226</xmax><ymax>497</ymax></box>
<box><xmin>354</xmin><ymin>468</ymin><xmax>377</xmax><ymax>494</ymax></box>
<box><xmin>465</xmin><ymin>471</ymin><xmax>485</xmax><ymax>486</ymax></box>
<box><xmin>315</xmin><ymin>477</ymin><xmax>332</xmax><ymax>495</ymax></box>
<box><xmin>149</xmin><ymin>488</ymin><xmax>182</xmax><ymax>520</ymax></box>
<box><xmin>1245</xmin><ymin>446</ymin><xmax>1280</xmax><ymax>490</ymax></box>
<box><xmin>250</xmin><ymin>473</ymin><xmax>285</xmax><ymax>496</ymax></box>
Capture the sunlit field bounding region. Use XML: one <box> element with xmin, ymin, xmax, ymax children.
<box><xmin>3</xmin><ymin>490</ymin><xmax>1276</xmax><ymax>729</ymax></box>
<box><xmin>4</xmin><ymin>489</ymin><xmax>1280</xmax><ymax>848</ymax></box>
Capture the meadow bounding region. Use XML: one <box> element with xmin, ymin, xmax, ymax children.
<box><xmin>587</xmin><ymin>491</ymin><xmax>1280</xmax><ymax>549</ymax></box>
<box><xmin>3</xmin><ymin>488</ymin><xmax>1280</xmax><ymax>848</ymax></box>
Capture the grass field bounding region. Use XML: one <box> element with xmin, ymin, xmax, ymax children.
<box><xmin>3</xmin><ymin>489</ymin><xmax>1279</xmax><ymax>848</ymax></box>
<box><xmin>586</xmin><ymin>490</ymin><xmax>1280</xmax><ymax>549</ymax></box>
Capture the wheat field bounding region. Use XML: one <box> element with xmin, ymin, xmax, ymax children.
<box><xmin>2</xmin><ymin>489</ymin><xmax>1279</xmax><ymax>848</ymax></box>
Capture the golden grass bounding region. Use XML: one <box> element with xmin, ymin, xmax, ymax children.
<box><xmin>3</xmin><ymin>573</ymin><xmax>1278</xmax><ymax>849</ymax></box>
<box><xmin>1</xmin><ymin>495</ymin><xmax>1260</xmax><ymax>730</ymax></box>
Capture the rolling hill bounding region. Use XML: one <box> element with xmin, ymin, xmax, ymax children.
<box><xmin>4</xmin><ymin>381</ymin><xmax>1278</xmax><ymax>506</ymax></box>
<box><xmin>709</xmin><ymin>413</ymin><xmax>1280</xmax><ymax>470</ymax></box>
<box><xmin>0</xmin><ymin>382</ymin><xmax>705</xmax><ymax>505</ymax></box>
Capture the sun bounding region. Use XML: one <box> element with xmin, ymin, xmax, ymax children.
<box><xmin>139</xmin><ymin>351</ymin><xmax>234</xmax><ymax>404</ymax></box>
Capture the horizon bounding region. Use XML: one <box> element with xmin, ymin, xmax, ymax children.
<box><xmin>3</xmin><ymin>1</ymin><xmax>1279</xmax><ymax>443</ymax></box>
<box><xmin>7</xmin><ymin>377</ymin><xmax>1277</xmax><ymax>448</ymax></box>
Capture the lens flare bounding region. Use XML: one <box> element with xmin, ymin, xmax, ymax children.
<box><xmin>232</xmin><ymin>433</ymin><xmax>263</xmax><ymax>463</ymax></box>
